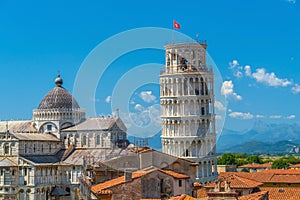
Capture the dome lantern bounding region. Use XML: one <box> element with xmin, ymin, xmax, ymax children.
<box><xmin>55</xmin><ymin>73</ymin><xmax>63</xmax><ymax>87</ymax></box>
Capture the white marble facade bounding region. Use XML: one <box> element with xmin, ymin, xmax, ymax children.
<box><xmin>0</xmin><ymin>75</ymin><xmax>127</xmax><ymax>200</ymax></box>
<box><xmin>160</xmin><ymin>43</ymin><xmax>218</xmax><ymax>184</ymax></box>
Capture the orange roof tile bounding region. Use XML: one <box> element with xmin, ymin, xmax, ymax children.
<box><xmin>193</xmin><ymin>182</ymin><xmax>203</xmax><ymax>187</ymax></box>
<box><xmin>170</xmin><ymin>194</ymin><xmax>196</xmax><ymax>200</ymax></box>
<box><xmin>238</xmin><ymin>191</ymin><xmax>268</xmax><ymax>200</ymax></box>
<box><xmin>91</xmin><ymin>166</ymin><xmax>190</xmax><ymax>195</ymax></box>
<box><xmin>205</xmin><ymin>174</ymin><xmax>263</xmax><ymax>189</ymax></box>
<box><xmin>240</xmin><ymin>163</ymin><xmax>272</xmax><ymax>169</ymax></box>
<box><xmin>159</xmin><ymin>169</ymin><xmax>189</xmax><ymax>179</ymax></box>
<box><xmin>220</xmin><ymin>170</ymin><xmax>300</xmax><ymax>184</ymax></box>
<box><xmin>91</xmin><ymin>170</ymin><xmax>150</xmax><ymax>194</ymax></box>
<box><xmin>290</xmin><ymin>163</ymin><xmax>300</xmax><ymax>168</ymax></box>
<box><xmin>197</xmin><ymin>187</ymin><xmax>207</xmax><ymax>198</ymax></box>
<box><xmin>261</xmin><ymin>187</ymin><xmax>300</xmax><ymax>200</ymax></box>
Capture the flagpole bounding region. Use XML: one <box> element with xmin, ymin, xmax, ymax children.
<box><xmin>172</xmin><ymin>20</ymin><xmax>174</xmax><ymax>44</ymax></box>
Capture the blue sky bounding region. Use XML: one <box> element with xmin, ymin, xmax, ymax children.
<box><xmin>0</xmin><ymin>0</ymin><xmax>299</xmax><ymax>136</ymax></box>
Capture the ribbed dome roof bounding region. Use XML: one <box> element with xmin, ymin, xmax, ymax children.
<box><xmin>38</xmin><ymin>74</ymin><xmax>80</xmax><ymax>109</ymax></box>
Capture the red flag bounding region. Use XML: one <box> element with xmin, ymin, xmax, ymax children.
<box><xmin>173</xmin><ymin>21</ymin><xmax>180</xmax><ymax>29</ymax></box>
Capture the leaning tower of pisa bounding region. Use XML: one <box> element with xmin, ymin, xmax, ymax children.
<box><xmin>160</xmin><ymin>42</ymin><xmax>218</xmax><ymax>183</ymax></box>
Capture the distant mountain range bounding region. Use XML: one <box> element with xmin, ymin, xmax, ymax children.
<box><xmin>128</xmin><ymin>121</ymin><xmax>300</xmax><ymax>154</ymax></box>
<box><xmin>217</xmin><ymin>121</ymin><xmax>300</xmax><ymax>153</ymax></box>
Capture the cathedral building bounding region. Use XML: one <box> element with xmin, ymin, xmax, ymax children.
<box><xmin>160</xmin><ymin>42</ymin><xmax>218</xmax><ymax>184</ymax></box>
<box><xmin>0</xmin><ymin>75</ymin><xmax>127</xmax><ymax>200</ymax></box>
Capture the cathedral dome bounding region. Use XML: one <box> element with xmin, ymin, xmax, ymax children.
<box><xmin>38</xmin><ymin>74</ymin><xmax>80</xmax><ymax>109</ymax></box>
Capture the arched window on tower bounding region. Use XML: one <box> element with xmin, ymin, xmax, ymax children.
<box><xmin>83</xmin><ymin>136</ymin><xmax>87</xmax><ymax>146</ymax></box>
<box><xmin>96</xmin><ymin>135</ymin><xmax>100</xmax><ymax>145</ymax></box>
<box><xmin>185</xmin><ymin>149</ymin><xmax>189</xmax><ymax>157</ymax></box>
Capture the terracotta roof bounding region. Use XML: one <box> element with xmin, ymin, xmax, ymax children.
<box><xmin>91</xmin><ymin>169</ymin><xmax>151</xmax><ymax>194</ymax></box>
<box><xmin>205</xmin><ymin>174</ymin><xmax>263</xmax><ymax>189</ymax></box>
<box><xmin>193</xmin><ymin>182</ymin><xmax>203</xmax><ymax>187</ymax></box>
<box><xmin>197</xmin><ymin>187</ymin><xmax>207</xmax><ymax>199</ymax></box>
<box><xmin>260</xmin><ymin>169</ymin><xmax>300</xmax><ymax>174</ymax></box>
<box><xmin>238</xmin><ymin>191</ymin><xmax>268</xmax><ymax>200</ymax></box>
<box><xmin>91</xmin><ymin>167</ymin><xmax>190</xmax><ymax>195</ymax></box>
<box><xmin>239</xmin><ymin>163</ymin><xmax>272</xmax><ymax>169</ymax></box>
<box><xmin>290</xmin><ymin>163</ymin><xmax>300</xmax><ymax>168</ymax></box>
<box><xmin>220</xmin><ymin>170</ymin><xmax>300</xmax><ymax>184</ymax></box>
<box><xmin>159</xmin><ymin>169</ymin><xmax>189</xmax><ymax>179</ymax></box>
<box><xmin>169</xmin><ymin>194</ymin><xmax>196</xmax><ymax>200</ymax></box>
<box><xmin>261</xmin><ymin>187</ymin><xmax>300</xmax><ymax>200</ymax></box>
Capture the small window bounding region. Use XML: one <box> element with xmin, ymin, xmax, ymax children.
<box><xmin>83</xmin><ymin>136</ymin><xmax>87</xmax><ymax>145</ymax></box>
<box><xmin>96</xmin><ymin>135</ymin><xmax>100</xmax><ymax>145</ymax></box>
<box><xmin>47</xmin><ymin>124</ymin><xmax>52</xmax><ymax>131</ymax></box>
<box><xmin>201</xmin><ymin>107</ymin><xmax>205</xmax><ymax>115</ymax></box>
<box><xmin>179</xmin><ymin>180</ymin><xmax>182</xmax><ymax>187</ymax></box>
<box><xmin>12</xmin><ymin>170</ymin><xmax>15</xmax><ymax>176</ymax></box>
<box><xmin>4</xmin><ymin>144</ymin><xmax>9</xmax><ymax>154</ymax></box>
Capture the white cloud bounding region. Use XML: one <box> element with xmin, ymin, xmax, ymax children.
<box><xmin>229</xmin><ymin>111</ymin><xmax>254</xmax><ymax>120</ymax></box>
<box><xmin>215</xmin><ymin>101</ymin><xmax>226</xmax><ymax>111</ymax></box>
<box><xmin>235</xmin><ymin>71</ymin><xmax>243</xmax><ymax>78</ymax></box>
<box><xmin>292</xmin><ymin>84</ymin><xmax>300</xmax><ymax>94</ymax></box>
<box><xmin>256</xmin><ymin>115</ymin><xmax>265</xmax><ymax>118</ymax></box>
<box><xmin>229</xmin><ymin>60</ymin><xmax>239</xmax><ymax>69</ymax></box>
<box><xmin>244</xmin><ymin>65</ymin><xmax>251</xmax><ymax>76</ymax></box>
<box><xmin>229</xmin><ymin>60</ymin><xmax>244</xmax><ymax>78</ymax></box>
<box><xmin>139</xmin><ymin>91</ymin><xmax>157</xmax><ymax>103</ymax></box>
<box><xmin>252</xmin><ymin>68</ymin><xmax>292</xmax><ymax>87</ymax></box>
<box><xmin>270</xmin><ymin>115</ymin><xmax>282</xmax><ymax>119</ymax></box>
<box><xmin>105</xmin><ymin>96</ymin><xmax>111</xmax><ymax>103</ymax></box>
<box><xmin>221</xmin><ymin>80</ymin><xmax>242</xmax><ymax>100</ymax></box>
<box><xmin>128</xmin><ymin>105</ymin><xmax>161</xmax><ymax>127</ymax></box>
<box><xmin>287</xmin><ymin>0</ymin><xmax>296</xmax><ymax>4</ymax></box>
<box><xmin>134</xmin><ymin>104</ymin><xmax>143</xmax><ymax>111</ymax></box>
<box><xmin>287</xmin><ymin>115</ymin><xmax>296</xmax><ymax>119</ymax></box>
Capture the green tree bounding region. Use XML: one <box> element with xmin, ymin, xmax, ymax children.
<box><xmin>271</xmin><ymin>159</ymin><xmax>289</xmax><ymax>169</ymax></box>
<box><xmin>247</xmin><ymin>155</ymin><xmax>262</xmax><ymax>164</ymax></box>
<box><xmin>217</xmin><ymin>153</ymin><xmax>236</xmax><ymax>165</ymax></box>
<box><xmin>283</xmin><ymin>156</ymin><xmax>300</xmax><ymax>164</ymax></box>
